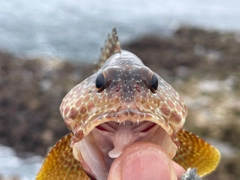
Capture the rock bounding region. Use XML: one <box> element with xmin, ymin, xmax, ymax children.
<box><xmin>0</xmin><ymin>52</ymin><xmax>93</xmax><ymax>155</ymax></box>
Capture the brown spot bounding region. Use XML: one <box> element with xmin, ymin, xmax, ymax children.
<box><xmin>80</xmin><ymin>107</ymin><xmax>87</xmax><ymax>113</ymax></box>
<box><xmin>75</xmin><ymin>130</ymin><xmax>84</xmax><ymax>140</ymax></box>
<box><xmin>161</xmin><ymin>103</ymin><xmax>171</xmax><ymax>117</ymax></box>
<box><xmin>69</xmin><ymin>107</ymin><xmax>78</xmax><ymax>119</ymax></box>
<box><xmin>70</xmin><ymin>132</ymin><xmax>84</xmax><ymax>146</ymax></box>
<box><xmin>169</xmin><ymin>111</ymin><xmax>181</xmax><ymax>124</ymax></box>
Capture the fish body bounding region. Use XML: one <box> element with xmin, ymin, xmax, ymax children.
<box><xmin>36</xmin><ymin>28</ymin><xmax>220</xmax><ymax>180</ymax></box>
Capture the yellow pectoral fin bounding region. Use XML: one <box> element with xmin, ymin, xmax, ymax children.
<box><xmin>174</xmin><ymin>129</ymin><xmax>221</xmax><ymax>177</ymax></box>
<box><xmin>36</xmin><ymin>133</ymin><xmax>90</xmax><ymax>180</ymax></box>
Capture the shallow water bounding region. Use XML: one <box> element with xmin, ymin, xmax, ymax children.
<box><xmin>0</xmin><ymin>0</ymin><xmax>240</xmax><ymax>61</ymax></box>
<box><xmin>0</xmin><ymin>145</ymin><xmax>42</xmax><ymax>180</ymax></box>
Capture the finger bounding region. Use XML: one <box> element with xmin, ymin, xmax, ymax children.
<box><xmin>108</xmin><ymin>142</ymin><xmax>185</xmax><ymax>180</ymax></box>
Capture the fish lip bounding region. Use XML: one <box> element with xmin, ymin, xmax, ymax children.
<box><xmin>71</xmin><ymin>108</ymin><xmax>177</xmax><ymax>146</ymax></box>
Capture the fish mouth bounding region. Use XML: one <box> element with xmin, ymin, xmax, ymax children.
<box><xmin>94</xmin><ymin>120</ymin><xmax>177</xmax><ymax>158</ymax></box>
<box><xmin>72</xmin><ymin>109</ymin><xmax>178</xmax><ymax>180</ymax></box>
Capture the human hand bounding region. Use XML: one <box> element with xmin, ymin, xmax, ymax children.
<box><xmin>108</xmin><ymin>142</ymin><xmax>186</xmax><ymax>180</ymax></box>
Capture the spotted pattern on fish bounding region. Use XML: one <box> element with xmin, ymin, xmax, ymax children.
<box><xmin>61</xmin><ymin>53</ymin><xmax>186</xmax><ymax>145</ymax></box>
<box><xmin>36</xmin><ymin>28</ymin><xmax>220</xmax><ymax>180</ymax></box>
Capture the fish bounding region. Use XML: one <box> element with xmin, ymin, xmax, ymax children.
<box><xmin>36</xmin><ymin>28</ymin><xmax>220</xmax><ymax>180</ymax></box>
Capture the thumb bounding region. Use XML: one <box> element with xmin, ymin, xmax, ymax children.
<box><xmin>108</xmin><ymin>142</ymin><xmax>184</xmax><ymax>180</ymax></box>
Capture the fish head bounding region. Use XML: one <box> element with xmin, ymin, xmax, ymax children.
<box><xmin>60</xmin><ymin>50</ymin><xmax>187</xmax><ymax>179</ymax></box>
<box><xmin>36</xmin><ymin>28</ymin><xmax>220</xmax><ymax>180</ymax></box>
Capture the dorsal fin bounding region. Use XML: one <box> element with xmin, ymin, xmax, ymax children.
<box><xmin>96</xmin><ymin>27</ymin><xmax>121</xmax><ymax>69</ymax></box>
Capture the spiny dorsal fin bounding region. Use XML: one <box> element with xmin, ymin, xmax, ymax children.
<box><xmin>96</xmin><ymin>27</ymin><xmax>121</xmax><ymax>69</ymax></box>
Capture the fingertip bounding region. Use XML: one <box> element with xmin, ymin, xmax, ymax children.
<box><xmin>108</xmin><ymin>142</ymin><xmax>178</xmax><ymax>180</ymax></box>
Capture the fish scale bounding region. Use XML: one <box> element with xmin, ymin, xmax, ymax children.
<box><xmin>36</xmin><ymin>28</ymin><xmax>220</xmax><ymax>180</ymax></box>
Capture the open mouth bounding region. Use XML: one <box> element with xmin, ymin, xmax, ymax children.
<box><xmin>94</xmin><ymin>120</ymin><xmax>177</xmax><ymax>159</ymax></box>
<box><xmin>72</xmin><ymin>113</ymin><xmax>178</xmax><ymax>180</ymax></box>
<box><xmin>95</xmin><ymin>121</ymin><xmax>159</xmax><ymax>158</ymax></box>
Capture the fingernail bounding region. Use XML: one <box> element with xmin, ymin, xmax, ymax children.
<box><xmin>121</xmin><ymin>143</ymin><xmax>176</xmax><ymax>180</ymax></box>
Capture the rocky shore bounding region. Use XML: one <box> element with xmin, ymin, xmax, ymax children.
<box><xmin>0</xmin><ymin>27</ymin><xmax>239</xmax><ymax>179</ymax></box>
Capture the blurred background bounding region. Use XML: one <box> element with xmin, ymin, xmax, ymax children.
<box><xmin>0</xmin><ymin>0</ymin><xmax>240</xmax><ymax>179</ymax></box>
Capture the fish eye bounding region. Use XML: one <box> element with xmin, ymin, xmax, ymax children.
<box><xmin>96</xmin><ymin>72</ymin><xmax>105</xmax><ymax>92</ymax></box>
<box><xmin>150</xmin><ymin>73</ymin><xmax>158</xmax><ymax>93</ymax></box>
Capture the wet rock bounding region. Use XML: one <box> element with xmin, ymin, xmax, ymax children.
<box><xmin>0</xmin><ymin>52</ymin><xmax>93</xmax><ymax>155</ymax></box>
